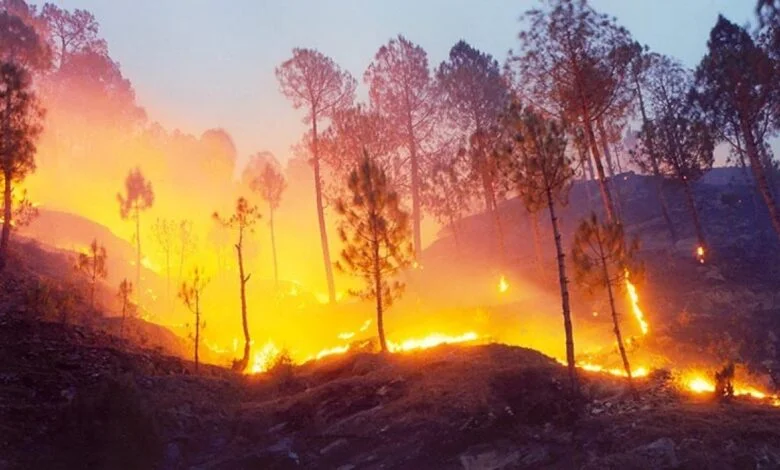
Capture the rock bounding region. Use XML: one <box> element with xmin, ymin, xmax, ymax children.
<box><xmin>633</xmin><ymin>437</ymin><xmax>679</xmax><ymax>469</ymax></box>
<box><xmin>460</xmin><ymin>446</ymin><xmax>520</xmax><ymax>470</ymax></box>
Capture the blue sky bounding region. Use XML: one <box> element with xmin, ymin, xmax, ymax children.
<box><xmin>33</xmin><ymin>1</ymin><xmax>756</xmax><ymax>166</ymax></box>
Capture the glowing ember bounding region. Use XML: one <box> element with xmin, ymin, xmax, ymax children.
<box><xmin>249</xmin><ymin>341</ymin><xmax>281</xmax><ymax>374</ymax></box>
<box><xmin>498</xmin><ymin>275</ymin><xmax>509</xmax><ymax>293</ymax></box>
<box><xmin>624</xmin><ymin>270</ymin><xmax>649</xmax><ymax>335</ymax></box>
<box><xmin>388</xmin><ymin>332</ymin><xmax>479</xmax><ymax>352</ymax></box>
<box><xmin>696</xmin><ymin>245</ymin><xmax>705</xmax><ymax>264</ymax></box>
<box><xmin>313</xmin><ymin>344</ymin><xmax>350</xmax><ymax>360</ymax></box>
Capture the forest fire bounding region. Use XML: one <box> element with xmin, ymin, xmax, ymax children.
<box><xmin>696</xmin><ymin>245</ymin><xmax>706</xmax><ymax>264</ymax></box>
<box><xmin>624</xmin><ymin>270</ymin><xmax>649</xmax><ymax>335</ymax></box>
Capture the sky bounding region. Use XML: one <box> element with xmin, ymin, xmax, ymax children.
<box><xmin>33</xmin><ymin>0</ymin><xmax>757</xmax><ymax>168</ymax></box>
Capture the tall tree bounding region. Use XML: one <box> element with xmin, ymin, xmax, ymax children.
<box><xmin>76</xmin><ymin>238</ymin><xmax>107</xmax><ymax>308</ymax></box>
<box><xmin>335</xmin><ymin>155</ymin><xmax>413</xmax><ymax>353</ymax></box>
<box><xmin>571</xmin><ymin>213</ymin><xmax>640</xmax><ymax>394</ymax></box>
<box><xmin>276</xmin><ymin>48</ymin><xmax>356</xmax><ymax>303</ymax></box>
<box><xmin>512</xmin><ymin>0</ymin><xmax>634</xmax><ymax>222</ymax></box>
<box><xmin>117</xmin><ymin>278</ymin><xmax>133</xmax><ymax>339</ymax></box>
<box><xmin>41</xmin><ymin>3</ymin><xmax>106</xmax><ymax>69</ymax></box>
<box><xmin>153</xmin><ymin>218</ymin><xmax>176</xmax><ymax>311</ymax></box>
<box><xmin>638</xmin><ymin>61</ymin><xmax>715</xmax><ymax>255</ymax></box>
<box><xmin>250</xmin><ymin>161</ymin><xmax>287</xmax><ymax>288</ymax></box>
<box><xmin>500</xmin><ymin>104</ymin><xmax>578</xmax><ymax>390</ymax></box>
<box><xmin>117</xmin><ymin>167</ymin><xmax>154</xmax><ymax>307</ymax></box>
<box><xmin>627</xmin><ymin>44</ymin><xmax>677</xmax><ymax>242</ymax></box>
<box><xmin>179</xmin><ymin>267</ymin><xmax>209</xmax><ymax>373</ymax></box>
<box><xmin>0</xmin><ymin>10</ymin><xmax>49</xmax><ymax>70</ymax></box>
<box><xmin>177</xmin><ymin>219</ymin><xmax>195</xmax><ymax>285</ymax></box>
<box><xmin>421</xmin><ymin>154</ymin><xmax>473</xmax><ymax>252</ymax></box>
<box><xmin>694</xmin><ymin>16</ymin><xmax>780</xmax><ymax>240</ymax></box>
<box><xmin>365</xmin><ymin>35</ymin><xmax>437</xmax><ymax>260</ymax></box>
<box><xmin>214</xmin><ymin>197</ymin><xmax>261</xmax><ymax>372</ymax></box>
<box><xmin>437</xmin><ymin>40</ymin><xmax>510</xmax><ymax>256</ymax></box>
<box><xmin>0</xmin><ymin>62</ymin><xmax>43</xmax><ymax>269</ymax></box>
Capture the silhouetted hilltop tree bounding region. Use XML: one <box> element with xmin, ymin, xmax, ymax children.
<box><xmin>250</xmin><ymin>160</ymin><xmax>286</xmax><ymax>288</ymax></box>
<box><xmin>179</xmin><ymin>267</ymin><xmax>208</xmax><ymax>372</ymax></box>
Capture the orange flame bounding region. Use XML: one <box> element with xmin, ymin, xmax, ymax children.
<box><xmin>498</xmin><ymin>275</ymin><xmax>509</xmax><ymax>294</ymax></box>
<box><xmin>624</xmin><ymin>270</ymin><xmax>649</xmax><ymax>335</ymax></box>
<box><xmin>388</xmin><ymin>332</ymin><xmax>479</xmax><ymax>353</ymax></box>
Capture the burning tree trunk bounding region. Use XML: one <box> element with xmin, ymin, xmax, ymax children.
<box><xmin>604</xmin><ymin>258</ymin><xmax>634</xmax><ymax>394</ymax></box>
<box><xmin>682</xmin><ymin>179</ymin><xmax>707</xmax><ymax>253</ymax></box>
<box><xmin>236</xmin><ymin>231</ymin><xmax>251</xmax><ymax>369</ymax></box>
<box><xmin>311</xmin><ymin>118</ymin><xmax>337</xmax><ymax>302</ymax></box>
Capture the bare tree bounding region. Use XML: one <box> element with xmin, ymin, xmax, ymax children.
<box><xmin>500</xmin><ymin>104</ymin><xmax>578</xmax><ymax>390</ymax></box>
<box><xmin>335</xmin><ymin>154</ymin><xmax>413</xmax><ymax>353</ymax></box>
<box><xmin>152</xmin><ymin>218</ymin><xmax>176</xmax><ymax>311</ymax></box>
<box><xmin>572</xmin><ymin>213</ymin><xmax>641</xmax><ymax>394</ymax></box>
<box><xmin>117</xmin><ymin>167</ymin><xmax>154</xmax><ymax>307</ymax></box>
<box><xmin>214</xmin><ymin>197</ymin><xmax>261</xmax><ymax>372</ymax></box>
<box><xmin>276</xmin><ymin>48</ymin><xmax>356</xmax><ymax>303</ymax></box>
<box><xmin>179</xmin><ymin>267</ymin><xmax>209</xmax><ymax>372</ymax></box>
<box><xmin>76</xmin><ymin>238</ymin><xmax>107</xmax><ymax>308</ymax></box>
<box><xmin>250</xmin><ymin>161</ymin><xmax>286</xmax><ymax>288</ymax></box>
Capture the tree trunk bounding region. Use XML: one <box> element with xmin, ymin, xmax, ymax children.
<box><xmin>481</xmin><ymin>166</ymin><xmax>506</xmax><ymax>260</ymax></box>
<box><xmin>546</xmin><ymin>187</ymin><xmax>577</xmax><ymax>391</ymax></box>
<box><xmin>601</xmin><ymin>254</ymin><xmax>634</xmax><ymax>394</ymax></box>
<box><xmin>530</xmin><ymin>211</ymin><xmax>542</xmax><ymax>271</ymax></box>
<box><xmin>634</xmin><ymin>74</ymin><xmax>677</xmax><ymax>242</ymax></box>
<box><xmin>135</xmin><ymin>206</ymin><xmax>142</xmax><ymax>309</ymax></box>
<box><xmin>597</xmin><ymin>118</ymin><xmax>616</xmax><ymax>179</ymax></box>
<box><xmin>235</xmin><ymin>228</ymin><xmax>251</xmax><ymax>371</ymax></box>
<box><xmin>270</xmin><ymin>207</ymin><xmax>279</xmax><ymax>289</ymax></box>
<box><xmin>0</xmin><ymin>171</ymin><xmax>12</xmax><ymax>270</ymax></box>
<box><xmin>406</xmin><ymin>116</ymin><xmax>422</xmax><ymax>262</ymax></box>
<box><xmin>90</xmin><ymin>270</ymin><xmax>96</xmax><ymax>308</ymax></box>
<box><xmin>194</xmin><ymin>292</ymin><xmax>200</xmax><ymax>373</ymax></box>
<box><xmin>373</xmin><ymin>228</ymin><xmax>387</xmax><ymax>353</ymax></box>
<box><xmin>583</xmin><ymin>113</ymin><xmax>615</xmax><ymax>222</ymax></box>
<box><xmin>682</xmin><ymin>179</ymin><xmax>707</xmax><ymax>252</ymax></box>
<box><xmin>120</xmin><ymin>300</ymin><xmax>126</xmax><ymax>339</ymax></box>
<box><xmin>741</xmin><ymin>121</ymin><xmax>780</xmax><ymax>240</ymax></box>
<box><xmin>311</xmin><ymin>116</ymin><xmax>337</xmax><ymax>302</ymax></box>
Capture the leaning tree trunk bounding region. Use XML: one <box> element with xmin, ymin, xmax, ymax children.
<box><xmin>269</xmin><ymin>207</ymin><xmax>279</xmax><ymax>289</ymax></box>
<box><xmin>234</xmin><ymin>228</ymin><xmax>251</xmax><ymax>372</ymax></box>
<box><xmin>546</xmin><ymin>187</ymin><xmax>577</xmax><ymax>391</ymax></box>
<box><xmin>311</xmin><ymin>116</ymin><xmax>337</xmax><ymax>302</ymax></box>
<box><xmin>0</xmin><ymin>171</ymin><xmax>12</xmax><ymax>270</ymax></box>
<box><xmin>581</xmin><ymin>106</ymin><xmax>616</xmax><ymax>222</ymax></box>
<box><xmin>481</xmin><ymin>166</ymin><xmax>506</xmax><ymax>261</ymax></box>
<box><xmin>530</xmin><ymin>211</ymin><xmax>543</xmax><ymax>271</ymax></box>
<box><xmin>602</xmin><ymin>256</ymin><xmax>635</xmax><ymax>395</ymax></box>
<box><xmin>194</xmin><ymin>291</ymin><xmax>200</xmax><ymax>373</ymax></box>
<box><xmin>741</xmin><ymin>121</ymin><xmax>780</xmax><ymax>240</ymax></box>
<box><xmin>682</xmin><ymin>179</ymin><xmax>707</xmax><ymax>253</ymax></box>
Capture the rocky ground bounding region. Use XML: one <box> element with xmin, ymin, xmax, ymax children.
<box><xmin>2</xmin><ymin>313</ymin><xmax>780</xmax><ymax>469</ymax></box>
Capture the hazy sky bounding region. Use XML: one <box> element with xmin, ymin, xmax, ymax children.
<box><xmin>33</xmin><ymin>1</ymin><xmax>756</xmax><ymax>167</ymax></box>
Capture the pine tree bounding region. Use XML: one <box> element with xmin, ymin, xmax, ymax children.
<box><xmin>500</xmin><ymin>104</ymin><xmax>578</xmax><ymax>390</ymax></box>
<box><xmin>117</xmin><ymin>278</ymin><xmax>133</xmax><ymax>339</ymax></box>
<box><xmin>179</xmin><ymin>267</ymin><xmax>209</xmax><ymax>372</ymax></box>
<box><xmin>335</xmin><ymin>154</ymin><xmax>413</xmax><ymax>353</ymax></box>
<box><xmin>76</xmin><ymin>238</ymin><xmax>107</xmax><ymax>308</ymax></box>
<box><xmin>571</xmin><ymin>213</ymin><xmax>641</xmax><ymax>394</ymax></box>
<box><xmin>117</xmin><ymin>167</ymin><xmax>154</xmax><ymax>308</ymax></box>
<box><xmin>250</xmin><ymin>162</ymin><xmax>286</xmax><ymax>289</ymax></box>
